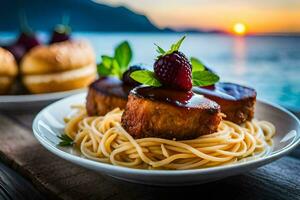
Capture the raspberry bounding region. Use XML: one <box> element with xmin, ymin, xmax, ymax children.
<box><xmin>16</xmin><ymin>32</ymin><xmax>41</xmax><ymax>51</ymax></box>
<box><xmin>4</xmin><ymin>44</ymin><xmax>26</xmax><ymax>63</ymax></box>
<box><xmin>50</xmin><ymin>31</ymin><xmax>70</xmax><ymax>44</ymax></box>
<box><xmin>122</xmin><ymin>65</ymin><xmax>145</xmax><ymax>86</ymax></box>
<box><xmin>49</xmin><ymin>24</ymin><xmax>71</xmax><ymax>44</ymax></box>
<box><xmin>154</xmin><ymin>51</ymin><xmax>192</xmax><ymax>91</ymax></box>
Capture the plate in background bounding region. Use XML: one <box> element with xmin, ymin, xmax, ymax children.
<box><xmin>0</xmin><ymin>89</ymin><xmax>86</xmax><ymax>112</ymax></box>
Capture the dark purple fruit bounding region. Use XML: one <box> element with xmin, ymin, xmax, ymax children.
<box><xmin>154</xmin><ymin>51</ymin><xmax>192</xmax><ymax>91</ymax></box>
<box><xmin>49</xmin><ymin>24</ymin><xmax>71</xmax><ymax>44</ymax></box>
<box><xmin>3</xmin><ymin>44</ymin><xmax>26</xmax><ymax>63</ymax></box>
<box><xmin>122</xmin><ymin>66</ymin><xmax>145</xmax><ymax>86</ymax></box>
<box><xmin>16</xmin><ymin>32</ymin><xmax>41</xmax><ymax>51</ymax></box>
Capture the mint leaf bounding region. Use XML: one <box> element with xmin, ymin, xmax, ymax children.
<box><xmin>114</xmin><ymin>41</ymin><xmax>132</xmax><ymax>70</ymax></box>
<box><xmin>58</xmin><ymin>134</ymin><xmax>74</xmax><ymax>147</ymax></box>
<box><xmin>97</xmin><ymin>63</ymin><xmax>111</xmax><ymax>76</ymax></box>
<box><xmin>97</xmin><ymin>41</ymin><xmax>133</xmax><ymax>79</ymax></box>
<box><xmin>192</xmin><ymin>71</ymin><xmax>220</xmax><ymax>86</ymax></box>
<box><xmin>111</xmin><ymin>59</ymin><xmax>122</xmax><ymax>78</ymax></box>
<box><xmin>155</xmin><ymin>44</ymin><xmax>165</xmax><ymax>54</ymax></box>
<box><xmin>97</xmin><ymin>56</ymin><xmax>114</xmax><ymax>76</ymax></box>
<box><xmin>191</xmin><ymin>57</ymin><xmax>205</xmax><ymax>72</ymax></box>
<box><xmin>130</xmin><ymin>70</ymin><xmax>162</xmax><ymax>87</ymax></box>
<box><xmin>101</xmin><ymin>55</ymin><xmax>113</xmax><ymax>68</ymax></box>
<box><xmin>156</xmin><ymin>36</ymin><xmax>186</xmax><ymax>56</ymax></box>
<box><xmin>170</xmin><ymin>35</ymin><xmax>185</xmax><ymax>52</ymax></box>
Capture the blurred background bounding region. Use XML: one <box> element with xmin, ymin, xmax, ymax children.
<box><xmin>0</xmin><ymin>0</ymin><xmax>299</xmax><ymax>111</ymax></box>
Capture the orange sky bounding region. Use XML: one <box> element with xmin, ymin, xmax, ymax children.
<box><xmin>96</xmin><ymin>0</ymin><xmax>300</xmax><ymax>34</ymax></box>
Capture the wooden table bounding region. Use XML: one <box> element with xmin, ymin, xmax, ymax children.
<box><xmin>0</xmin><ymin>111</ymin><xmax>300</xmax><ymax>200</ymax></box>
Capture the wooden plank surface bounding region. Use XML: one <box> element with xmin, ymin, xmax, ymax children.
<box><xmin>0</xmin><ymin>112</ymin><xmax>300</xmax><ymax>200</ymax></box>
<box><xmin>0</xmin><ymin>162</ymin><xmax>45</xmax><ymax>200</ymax></box>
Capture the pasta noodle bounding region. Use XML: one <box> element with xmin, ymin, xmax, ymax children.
<box><xmin>64</xmin><ymin>106</ymin><xmax>275</xmax><ymax>170</ymax></box>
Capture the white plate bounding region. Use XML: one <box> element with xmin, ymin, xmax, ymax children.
<box><xmin>0</xmin><ymin>89</ymin><xmax>85</xmax><ymax>112</ymax></box>
<box><xmin>32</xmin><ymin>93</ymin><xmax>300</xmax><ymax>186</ymax></box>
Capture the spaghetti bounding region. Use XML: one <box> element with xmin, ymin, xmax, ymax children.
<box><xmin>64</xmin><ymin>106</ymin><xmax>275</xmax><ymax>170</ymax></box>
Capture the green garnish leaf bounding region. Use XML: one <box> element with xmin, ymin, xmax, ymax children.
<box><xmin>114</xmin><ymin>41</ymin><xmax>132</xmax><ymax>71</ymax></box>
<box><xmin>155</xmin><ymin>43</ymin><xmax>165</xmax><ymax>54</ymax></box>
<box><xmin>111</xmin><ymin>59</ymin><xmax>121</xmax><ymax>77</ymax></box>
<box><xmin>170</xmin><ymin>35</ymin><xmax>185</xmax><ymax>53</ymax></box>
<box><xmin>156</xmin><ymin>36</ymin><xmax>186</xmax><ymax>57</ymax></box>
<box><xmin>130</xmin><ymin>70</ymin><xmax>162</xmax><ymax>87</ymax></box>
<box><xmin>101</xmin><ymin>55</ymin><xmax>113</xmax><ymax>68</ymax></box>
<box><xmin>190</xmin><ymin>57</ymin><xmax>205</xmax><ymax>72</ymax></box>
<box><xmin>97</xmin><ymin>55</ymin><xmax>114</xmax><ymax>76</ymax></box>
<box><xmin>192</xmin><ymin>71</ymin><xmax>220</xmax><ymax>86</ymax></box>
<box><xmin>97</xmin><ymin>41</ymin><xmax>133</xmax><ymax>79</ymax></box>
<box><xmin>97</xmin><ymin>63</ymin><xmax>110</xmax><ymax>76</ymax></box>
<box><xmin>58</xmin><ymin>134</ymin><xmax>74</xmax><ymax>147</ymax></box>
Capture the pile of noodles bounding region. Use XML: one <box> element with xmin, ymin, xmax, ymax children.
<box><xmin>64</xmin><ymin>106</ymin><xmax>275</xmax><ymax>170</ymax></box>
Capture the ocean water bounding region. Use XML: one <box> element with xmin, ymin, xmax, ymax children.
<box><xmin>1</xmin><ymin>33</ymin><xmax>300</xmax><ymax>111</ymax></box>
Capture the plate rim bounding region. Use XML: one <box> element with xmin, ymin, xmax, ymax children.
<box><xmin>32</xmin><ymin>92</ymin><xmax>300</xmax><ymax>176</ymax></box>
<box><xmin>0</xmin><ymin>88</ymin><xmax>86</xmax><ymax>103</ymax></box>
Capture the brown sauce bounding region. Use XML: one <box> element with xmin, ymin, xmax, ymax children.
<box><xmin>193</xmin><ymin>82</ymin><xmax>256</xmax><ymax>102</ymax></box>
<box><xmin>90</xmin><ymin>77</ymin><xmax>132</xmax><ymax>99</ymax></box>
<box><xmin>131</xmin><ymin>86</ymin><xmax>217</xmax><ymax>109</ymax></box>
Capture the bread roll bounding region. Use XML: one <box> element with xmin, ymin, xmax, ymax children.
<box><xmin>21</xmin><ymin>40</ymin><xmax>97</xmax><ymax>93</ymax></box>
<box><xmin>0</xmin><ymin>47</ymin><xmax>18</xmax><ymax>94</ymax></box>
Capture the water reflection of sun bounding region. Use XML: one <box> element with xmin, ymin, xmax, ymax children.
<box><xmin>233</xmin><ymin>23</ymin><xmax>247</xmax><ymax>36</ymax></box>
<box><xmin>234</xmin><ymin>36</ymin><xmax>246</xmax><ymax>75</ymax></box>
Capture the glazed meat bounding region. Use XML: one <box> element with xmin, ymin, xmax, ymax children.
<box><xmin>193</xmin><ymin>82</ymin><xmax>256</xmax><ymax>124</ymax></box>
<box><xmin>121</xmin><ymin>86</ymin><xmax>222</xmax><ymax>140</ymax></box>
<box><xmin>86</xmin><ymin>77</ymin><xmax>132</xmax><ymax>116</ymax></box>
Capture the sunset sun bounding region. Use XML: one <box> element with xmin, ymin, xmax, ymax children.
<box><xmin>233</xmin><ymin>23</ymin><xmax>247</xmax><ymax>35</ymax></box>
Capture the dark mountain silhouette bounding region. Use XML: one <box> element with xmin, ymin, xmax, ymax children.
<box><xmin>0</xmin><ymin>0</ymin><xmax>163</xmax><ymax>32</ymax></box>
<box><xmin>173</xmin><ymin>27</ymin><xmax>225</xmax><ymax>34</ymax></box>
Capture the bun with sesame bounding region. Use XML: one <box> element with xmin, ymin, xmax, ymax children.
<box><xmin>21</xmin><ymin>40</ymin><xmax>96</xmax><ymax>93</ymax></box>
